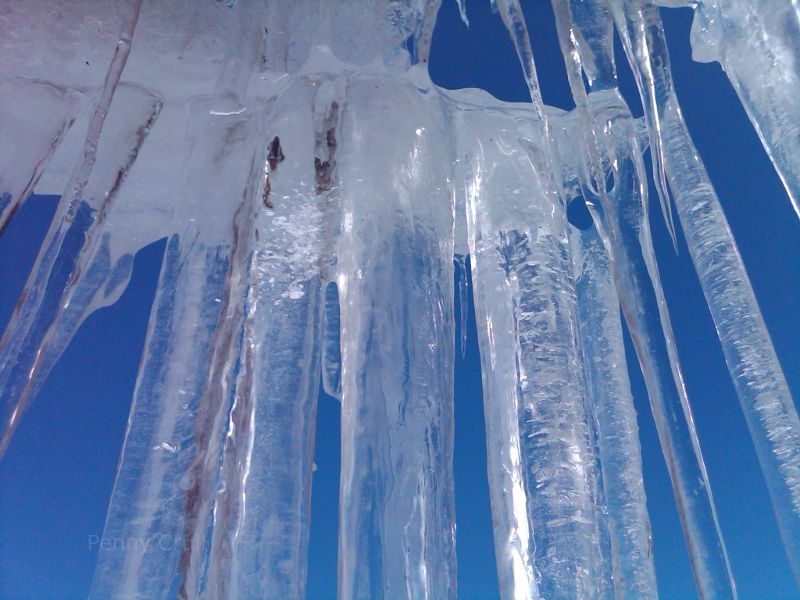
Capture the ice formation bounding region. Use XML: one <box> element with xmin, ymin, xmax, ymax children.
<box><xmin>0</xmin><ymin>0</ymin><xmax>798</xmax><ymax>598</ymax></box>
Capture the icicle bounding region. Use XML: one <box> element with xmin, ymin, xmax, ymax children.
<box><xmin>687</xmin><ymin>0</ymin><xmax>800</xmax><ymax>221</ymax></box>
<box><xmin>0</xmin><ymin>78</ymin><xmax>79</xmax><ymax>234</ymax></box>
<box><xmin>612</xmin><ymin>0</ymin><xmax>800</xmax><ymax>587</ymax></box>
<box><xmin>90</xmin><ymin>98</ymin><xmax>266</xmax><ymax>598</ymax></box>
<box><xmin>596</xmin><ymin>0</ymin><xmax>678</xmax><ymax>250</ymax></box>
<box><xmin>0</xmin><ymin>0</ymin><xmax>149</xmax><ymax>454</ymax></box>
<box><xmin>0</xmin><ymin>84</ymin><xmax>162</xmax><ymax>458</ymax></box>
<box><xmin>568</xmin><ymin>219</ymin><xmax>658</xmax><ymax>599</ymax></box>
<box><xmin>553</xmin><ymin>6</ymin><xmax>658</xmax><ymax>595</ymax></box>
<box><xmin>455</xmin><ymin>0</ymin><xmax>470</xmax><ymax>27</ymax></box>
<box><xmin>486</xmin><ymin>5</ymin><xmax>616</xmax><ymax>594</ymax></box>
<box><xmin>177</xmin><ymin>198</ymin><xmax>257</xmax><ymax>600</ymax></box>
<box><xmin>551</xmin><ymin>3</ymin><xmax>740</xmax><ymax>596</ymax></box>
<box><xmin>454</xmin><ymin>90</ymin><xmax>613</xmax><ymax>599</ymax></box>
<box><xmin>557</xmin><ymin>87</ymin><xmax>736</xmax><ymax>598</ymax></box>
<box><xmin>204</xmin><ymin>79</ymin><xmax>330</xmax><ymax>599</ymax></box>
<box><xmin>455</xmin><ymin>253</ymin><xmax>469</xmax><ymax>359</ymax></box>
<box><xmin>336</xmin><ymin>74</ymin><xmax>457</xmax><ymax>599</ymax></box>
<box><xmin>89</xmin><ymin>235</ymin><xmax>234</xmax><ymax>599</ymax></box>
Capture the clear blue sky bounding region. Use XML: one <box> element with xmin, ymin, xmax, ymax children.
<box><xmin>1</xmin><ymin>2</ymin><xmax>799</xmax><ymax>599</ymax></box>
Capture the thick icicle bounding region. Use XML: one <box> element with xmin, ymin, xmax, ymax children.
<box><xmin>688</xmin><ymin>0</ymin><xmax>800</xmax><ymax>221</ymax></box>
<box><xmin>89</xmin><ymin>235</ymin><xmax>233</xmax><ymax>599</ymax></box>
<box><xmin>552</xmin><ymin>2</ymin><xmax>738</xmax><ymax>595</ymax></box>
<box><xmin>487</xmin><ymin>4</ymin><xmax>617</xmax><ymax>595</ymax></box>
<box><xmin>553</xmin><ymin>4</ymin><xmax>658</xmax><ymax>592</ymax></box>
<box><xmin>0</xmin><ymin>83</ymin><xmax>162</xmax><ymax>458</ymax></box>
<box><xmin>455</xmin><ymin>90</ymin><xmax>612</xmax><ymax>599</ymax></box>
<box><xmin>336</xmin><ymin>73</ymin><xmax>457</xmax><ymax>599</ymax></box>
<box><xmin>89</xmin><ymin>102</ymin><xmax>265</xmax><ymax>598</ymax></box>
<box><xmin>568</xmin><ymin>220</ymin><xmax>658</xmax><ymax>599</ymax></box>
<box><xmin>558</xmin><ymin>88</ymin><xmax>735</xmax><ymax>598</ymax></box>
<box><xmin>202</xmin><ymin>79</ymin><xmax>330</xmax><ymax>599</ymax></box>
<box><xmin>174</xmin><ymin>195</ymin><xmax>257</xmax><ymax>600</ymax></box>
<box><xmin>612</xmin><ymin>0</ymin><xmax>800</xmax><ymax>587</ymax></box>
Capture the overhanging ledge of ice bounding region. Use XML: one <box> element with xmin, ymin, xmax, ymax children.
<box><xmin>0</xmin><ymin>0</ymin><xmax>798</xmax><ymax>598</ymax></box>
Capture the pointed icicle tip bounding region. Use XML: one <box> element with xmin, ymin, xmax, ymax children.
<box><xmin>454</xmin><ymin>0</ymin><xmax>469</xmax><ymax>27</ymax></box>
<box><xmin>653</xmin><ymin>143</ymin><xmax>680</xmax><ymax>253</ymax></box>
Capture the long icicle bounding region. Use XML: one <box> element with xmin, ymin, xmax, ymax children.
<box><xmin>568</xmin><ymin>218</ymin><xmax>658</xmax><ymax>599</ymax></box>
<box><xmin>551</xmin><ymin>1</ymin><xmax>736</xmax><ymax>597</ymax></box>
<box><xmin>89</xmin><ymin>234</ymin><xmax>235</xmax><ymax>598</ymax></box>
<box><xmin>336</xmin><ymin>74</ymin><xmax>457</xmax><ymax>599</ymax></box>
<box><xmin>455</xmin><ymin>91</ymin><xmax>613</xmax><ymax>599</ymax></box>
<box><xmin>0</xmin><ymin>0</ymin><xmax>146</xmax><ymax>456</ymax></box>
<box><xmin>203</xmin><ymin>78</ymin><xmax>331</xmax><ymax>599</ymax></box>
<box><xmin>90</xmin><ymin>100</ymin><xmax>266</xmax><ymax>598</ymax></box>
<box><xmin>176</xmin><ymin>191</ymin><xmax>257</xmax><ymax>600</ymax></box>
<box><xmin>577</xmin><ymin>88</ymin><xmax>737</xmax><ymax>598</ymax></box>
<box><xmin>0</xmin><ymin>83</ymin><xmax>161</xmax><ymax>458</ymax></box>
<box><xmin>612</xmin><ymin>0</ymin><xmax>800</xmax><ymax>588</ymax></box>
<box><xmin>488</xmin><ymin>2</ymin><xmax>617</xmax><ymax>596</ymax></box>
<box><xmin>554</xmin><ymin>10</ymin><xmax>659</xmax><ymax>595</ymax></box>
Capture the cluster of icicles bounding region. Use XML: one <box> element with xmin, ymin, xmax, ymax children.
<box><xmin>1</xmin><ymin>0</ymin><xmax>798</xmax><ymax>598</ymax></box>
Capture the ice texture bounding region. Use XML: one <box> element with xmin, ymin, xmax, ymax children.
<box><xmin>454</xmin><ymin>91</ymin><xmax>613</xmax><ymax>599</ymax></box>
<box><xmin>336</xmin><ymin>74</ymin><xmax>457</xmax><ymax>599</ymax></box>
<box><xmin>688</xmin><ymin>0</ymin><xmax>800</xmax><ymax>222</ymax></box>
<box><xmin>551</xmin><ymin>2</ymin><xmax>734</xmax><ymax>596</ymax></box>
<box><xmin>0</xmin><ymin>0</ymin><xmax>798</xmax><ymax>598</ymax></box>
<box><xmin>612</xmin><ymin>0</ymin><xmax>800</xmax><ymax>587</ymax></box>
<box><xmin>568</xmin><ymin>219</ymin><xmax>658</xmax><ymax>599</ymax></box>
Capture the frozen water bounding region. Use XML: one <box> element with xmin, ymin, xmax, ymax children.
<box><xmin>0</xmin><ymin>0</ymin><xmax>798</xmax><ymax>598</ymax></box>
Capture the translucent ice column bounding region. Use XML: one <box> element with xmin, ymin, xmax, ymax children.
<box><xmin>455</xmin><ymin>90</ymin><xmax>612</xmax><ymax>599</ymax></box>
<box><xmin>204</xmin><ymin>78</ymin><xmax>330</xmax><ymax>599</ymax></box>
<box><xmin>0</xmin><ymin>83</ymin><xmax>161</xmax><ymax>457</ymax></box>
<box><xmin>89</xmin><ymin>102</ymin><xmax>266</xmax><ymax>598</ymax></box>
<box><xmin>568</xmin><ymin>221</ymin><xmax>658</xmax><ymax>599</ymax></box>
<box><xmin>561</xmin><ymin>89</ymin><xmax>735</xmax><ymax>599</ymax></box>
<box><xmin>548</xmin><ymin>2</ymin><xmax>740</xmax><ymax>595</ymax></box>
<box><xmin>612</xmin><ymin>0</ymin><xmax>800</xmax><ymax>586</ymax></box>
<box><xmin>335</xmin><ymin>73</ymin><xmax>457</xmax><ymax>599</ymax></box>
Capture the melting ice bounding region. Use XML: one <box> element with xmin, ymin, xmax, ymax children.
<box><xmin>0</xmin><ymin>0</ymin><xmax>799</xmax><ymax>598</ymax></box>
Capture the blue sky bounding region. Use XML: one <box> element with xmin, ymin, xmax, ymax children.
<box><xmin>1</xmin><ymin>2</ymin><xmax>799</xmax><ymax>599</ymax></box>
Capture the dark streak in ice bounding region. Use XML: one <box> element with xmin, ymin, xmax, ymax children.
<box><xmin>263</xmin><ymin>135</ymin><xmax>285</xmax><ymax>209</ymax></box>
<box><xmin>314</xmin><ymin>102</ymin><xmax>339</xmax><ymax>194</ymax></box>
<box><xmin>268</xmin><ymin>135</ymin><xmax>285</xmax><ymax>170</ymax></box>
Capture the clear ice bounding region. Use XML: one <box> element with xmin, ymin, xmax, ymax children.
<box><xmin>0</xmin><ymin>0</ymin><xmax>798</xmax><ymax>598</ymax></box>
